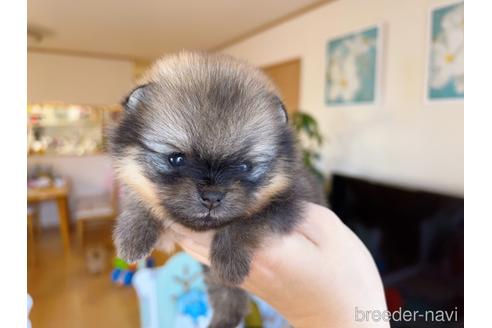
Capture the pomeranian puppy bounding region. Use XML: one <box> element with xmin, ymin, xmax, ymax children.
<box><xmin>110</xmin><ymin>51</ymin><xmax>324</xmax><ymax>327</ymax></box>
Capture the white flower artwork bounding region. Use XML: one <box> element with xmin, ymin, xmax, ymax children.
<box><xmin>325</xmin><ymin>25</ymin><xmax>381</xmax><ymax>106</ymax></box>
<box><xmin>427</xmin><ymin>2</ymin><xmax>464</xmax><ymax>100</ymax></box>
<box><xmin>328</xmin><ymin>48</ymin><xmax>360</xmax><ymax>102</ymax></box>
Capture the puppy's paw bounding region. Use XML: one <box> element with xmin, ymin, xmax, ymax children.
<box><xmin>113</xmin><ymin>210</ymin><xmax>162</xmax><ymax>263</ymax></box>
<box><xmin>114</xmin><ymin>233</ymin><xmax>153</xmax><ymax>263</ymax></box>
<box><xmin>210</xmin><ymin>247</ymin><xmax>251</xmax><ymax>286</ymax></box>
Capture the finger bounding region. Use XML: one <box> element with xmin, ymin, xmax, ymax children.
<box><xmin>293</xmin><ymin>203</ymin><xmax>325</xmax><ymax>247</ymax></box>
<box><xmin>170</xmin><ymin>229</ymin><xmax>212</xmax><ymax>265</ymax></box>
<box><xmin>169</xmin><ymin>223</ymin><xmax>214</xmax><ymax>248</ymax></box>
<box><xmin>294</xmin><ymin>202</ymin><xmax>340</xmax><ymax>247</ymax></box>
<box><xmin>169</xmin><ymin>222</ymin><xmax>195</xmax><ymax>236</ymax></box>
<box><xmin>179</xmin><ymin>241</ymin><xmax>211</xmax><ymax>266</ymax></box>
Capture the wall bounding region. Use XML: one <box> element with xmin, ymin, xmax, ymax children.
<box><xmin>28</xmin><ymin>52</ymin><xmax>134</xmax><ymax>227</ymax></box>
<box><xmin>221</xmin><ymin>0</ymin><xmax>463</xmax><ymax>196</ymax></box>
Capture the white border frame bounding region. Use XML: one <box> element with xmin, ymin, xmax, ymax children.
<box><xmin>324</xmin><ymin>22</ymin><xmax>385</xmax><ymax>108</ymax></box>
<box><xmin>424</xmin><ymin>0</ymin><xmax>464</xmax><ymax>104</ymax></box>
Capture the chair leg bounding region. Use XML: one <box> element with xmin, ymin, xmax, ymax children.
<box><xmin>77</xmin><ymin>220</ymin><xmax>84</xmax><ymax>248</ymax></box>
<box><xmin>32</xmin><ymin>205</ymin><xmax>41</xmax><ymax>237</ymax></box>
<box><xmin>27</xmin><ymin>214</ymin><xmax>35</xmax><ymax>244</ymax></box>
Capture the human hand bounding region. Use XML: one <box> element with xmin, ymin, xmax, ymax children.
<box><xmin>169</xmin><ymin>202</ymin><xmax>389</xmax><ymax>328</ymax></box>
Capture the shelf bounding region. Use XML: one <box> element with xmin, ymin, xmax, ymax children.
<box><xmin>28</xmin><ymin>102</ymin><xmax>121</xmax><ymax>157</ymax></box>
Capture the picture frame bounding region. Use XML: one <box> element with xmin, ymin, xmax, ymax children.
<box><xmin>425</xmin><ymin>1</ymin><xmax>464</xmax><ymax>102</ymax></box>
<box><xmin>325</xmin><ymin>24</ymin><xmax>383</xmax><ymax>107</ymax></box>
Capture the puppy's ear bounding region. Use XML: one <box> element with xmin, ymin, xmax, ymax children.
<box><xmin>274</xmin><ymin>96</ymin><xmax>288</xmax><ymax>124</ymax></box>
<box><xmin>121</xmin><ymin>84</ymin><xmax>150</xmax><ymax>113</ymax></box>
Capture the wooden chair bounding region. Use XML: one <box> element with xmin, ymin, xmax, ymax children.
<box><xmin>74</xmin><ymin>181</ymin><xmax>119</xmax><ymax>247</ymax></box>
<box><xmin>27</xmin><ymin>205</ymin><xmax>39</xmax><ymax>244</ymax></box>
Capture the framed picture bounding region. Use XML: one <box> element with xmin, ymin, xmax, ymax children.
<box><xmin>426</xmin><ymin>1</ymin><xmax>464</xmax><ymax>101</ymax></box>
<box><xmin>325</xmin><ymin>24</ymin><xmax>382</xmax><ymax>106</ymax></box>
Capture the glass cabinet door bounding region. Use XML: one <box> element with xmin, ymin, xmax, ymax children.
<box><xmin>27</xmin><ymin>103</ymin><xmax>121</xmax><ymax>156</ymax></box>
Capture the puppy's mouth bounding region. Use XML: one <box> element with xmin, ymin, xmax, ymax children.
<box><xmin>175</xmin><ymin>214</ymin><xmax>233</xmax><ymax>231</ymax></box>
<box><xmin>194</xmin><ymin>207</ymin><xmax>231</xmax><ymax>222</ymax></box>
<box><xmin>164</xmin><ymin>203</ymin><xmax>237</xmax><ymax>231</ymax></box>
<box><xmin>194</xmin><ymin>210</ymin><xmax>217</xmax><ymax>221</ymax></box>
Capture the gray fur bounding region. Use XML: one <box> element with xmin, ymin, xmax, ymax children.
<box><xmin>204</xmin><ymin>268</ymin><xmax>250</xmax><ymax>328</ymax></box>
<box><xmin>113</xmin><ymin>188</ymin><xmax>163</xmax><ymax>263</ymax></box>
<box><xmin>110</xmin><ymin>51</ymin><xmax>325</xmax><ymax>327</ymax></box>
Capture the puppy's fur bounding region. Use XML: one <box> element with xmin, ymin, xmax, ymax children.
<box><xmin>110</xmin><ymin>51</ymin><xmax>325</xmax><ymax>327</ymax></box>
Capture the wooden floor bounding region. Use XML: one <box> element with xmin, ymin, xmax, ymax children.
<box><xmin>28</xmin><ymin>224</ymin><xmax>169</xmax><ymax>328</ymax></box>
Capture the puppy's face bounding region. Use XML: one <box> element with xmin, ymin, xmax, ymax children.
<box><xmin>111</xmin><ymin>53</ymin><xmax>296</xmax><ymax>231</ymax></box>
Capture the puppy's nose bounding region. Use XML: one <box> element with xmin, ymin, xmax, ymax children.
<box><xmin>200</xmin><ymin>191</ymin><xmax>224</xmax><ymax>209</ymax></box>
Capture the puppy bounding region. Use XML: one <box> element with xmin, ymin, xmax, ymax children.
<box><xmin>110</xmin><ymin>51</ymin><xmax>325</xmax><ymax>327</ymax></box>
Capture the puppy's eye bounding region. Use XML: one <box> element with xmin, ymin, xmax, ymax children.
<box><xmin>236</xmin><ymin>162</ymin><xmax>251</xmax><ymax>173</ymax></box>
<box><xmin>168</xmin><ymin>153</ymin><xmax>186</xmax><ymax>167</ymax></box>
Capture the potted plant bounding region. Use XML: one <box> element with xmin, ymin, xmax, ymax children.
<box><xmin>291</xmin><ymin>111</ymin><xmax>324</xmax><ymax>181</ymax></box>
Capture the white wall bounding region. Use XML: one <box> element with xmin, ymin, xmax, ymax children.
<box><xmin>221</xmin><ymin>0</ymin><xmax>464</xmax><ymax>196</ymax></box>
<box><xmin>28</xmin><ymin>52</ymin><xmax>134</xmax><ymax>227</ymax></box>
<box><xmin>28</xmin><ymin>52</ymin><xmax>134</xmax><ymax>104</ymax></box>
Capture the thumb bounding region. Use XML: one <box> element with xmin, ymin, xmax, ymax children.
<box><xmin>169</xmin><ymin>224</ymin><xmax>213</xmax><ymax>265</ymax></box>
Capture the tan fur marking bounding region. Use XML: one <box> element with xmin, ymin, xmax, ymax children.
<box><xmin>115</xmin><ymin>148</ymin><xmax>167</xmax><ymax>220</ymax></box>
<box><xmin>250</xmin><ymin>172</ymin><xmax>289</xmax><ymax>215</ymax></box>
